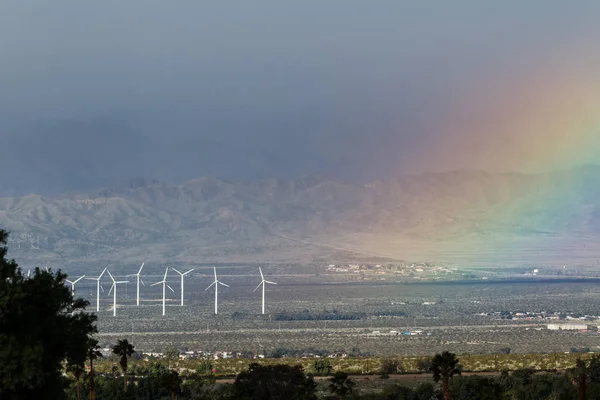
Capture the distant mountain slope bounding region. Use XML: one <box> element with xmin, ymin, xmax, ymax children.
<box><xmin>2</xmin><ymin>166</ymin><xmax>600</xmax><ymax>267</ymax></box>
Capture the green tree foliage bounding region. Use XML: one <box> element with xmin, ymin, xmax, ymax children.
<box><xmin>380</xmin><ymin>358</ymin><xmax>405</xmax><ymax>375</ymax></box>
<box><xmin>430</xmin><ymin>351</ymin><xmax>461</xmax><ymax>400</ymax></box>
<box><xmin>112</xmin><ymin>339</ymin><xmax>136</xmax><ymax>392</ymax></box>
<box><xmin>233</xmin><ymin>363</ymin><xmax>317</xmax><ymax>400</ymax></box>
<box><xmin>196</xmin><ymin>359</ymin><xmax>214</xmax><ymax>376</ymax></box>
<box><xmin>312</xmin><ymin>359</ymin><xmax>333</xmax><ymax>376</ymax></box>
<box><xmin>328</xmin><ymin>371</ymin><xmax>355</xmax><ymax>399</ymax></box>
<box><xmin>66</xmin><ymin>361</ymin><xmax>86</xmax><ymax>400</ymax></box>
<box><xmin>449</xmin><ymin>376</ymin><xmax>504</xmax><ymax>400</ymax></box>
<box><xmin>86</xmin><ymin>338</ymin><xmax>102</xmax><ymax>400</ymax></box>
<box><xmin>0</xmin><ymin>229</ymin><xmax>97</xmax><ymax>400</ymax></box>
<box><xmin>160</xmin><ymin>370</ymin><xmax>182</xmax><ymax>400</ymax></box>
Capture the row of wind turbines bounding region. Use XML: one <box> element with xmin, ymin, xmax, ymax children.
<box><xmin>65</xmin><ymin>263</ymin><xmax>277</xmax><ymax>317</ymax></box>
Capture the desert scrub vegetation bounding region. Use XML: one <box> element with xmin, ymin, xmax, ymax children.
<box><xmin>92</xmin><ymin>352</ymin><xmax>600</xmax><ymax>377</ymax></box>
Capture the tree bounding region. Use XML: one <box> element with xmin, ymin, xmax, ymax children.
<box><xmin>572</xmin><ymin>358</ymin><xmax>587</xmax><ymax>400</ymax></box>
<box><xmin>0</xmin><ymin>229</ymin><xmax>97</xmax><ymax>400</ymax></box>
<box><xmin>66</xmin><ymin>361</ymin><xmax>86</xmax><ymax>400</ymax></box>
<box><xmin>233</xmin><ymin>363</ymin><xmax>317</xmax><ymax>400</ymax></box>
<box><xmin>380</xmin><ymin>358</ymin><xmax>405</xmax><ymax>375</ymax></box>
<box><xmin>312</xmin><ymin>359</ymin><xmax>333</xmax><ymax>376</ymax></box>
<box><xmin>112</xmin><ymin>339</ymin><xmax>136</xmax><ymax>392</ymax></box>
<box><xmin>328</xmin><ymin>371</ymin><xmax>355</xmax><ymax>399</ymax></box>
<box><xmin>165</xmin><ymin>348</ymin><xmax>180</xmax><ymax>368</ymax></box>
<box><xmin>86</xmin><ymin>339</ymin><xmax>102</xmax><ymax>400</ymax></box>
<box><xmin>160</xmin><ymin>370</ymin><xmax>182</xmax><ymax>400</ymax></box>
<box><xmin>430</xmin><ymin>351</ymin><xmax>461</xmax><ymax>400</ymax></box>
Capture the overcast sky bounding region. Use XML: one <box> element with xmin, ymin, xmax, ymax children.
<box><xmin>1</xmin><ymin>1</ymin><xmax>600</xmax><ymax>194</ymax></box>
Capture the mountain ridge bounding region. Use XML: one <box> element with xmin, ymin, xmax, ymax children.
<box><xmin>2</xmin><ymin>166</ymin><xmax>600</xmax><ymax>267</ymax></box>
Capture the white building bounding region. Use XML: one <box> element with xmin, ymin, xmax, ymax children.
<box><xmin>547</xmin><ymin>323</ymin><xmax>588</xmax><ymax>331</ymax></box>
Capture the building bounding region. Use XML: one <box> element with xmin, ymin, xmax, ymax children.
<box><xmin>547</xmin><ymin>323</ymin><xmax>588</xmax><ymax>331</ymax></box>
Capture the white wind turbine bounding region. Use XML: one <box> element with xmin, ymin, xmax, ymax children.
<box><xmin>106</xmin><ymin>270</ymin><xmax>129</xmax><ymax>316</ymax></box>
<box><xmin>65</xmin><ymin>275</ymin><xmax>86</xmax><ymax>295</ymax></box>
<box><xmin>172</xmin><ymin>267</ymin><xmax>194</xmax><ymax>306</ymax></box>
<box><xmin>85</xmin><ymin>268</ymin><xmax>107</xmax><ymax>312</ymax></box>
<box><xmin>205</xmin><ymin>267</ymin><xmax>229</xmax><ymax>315</ymax></box>
<box><xmin>151</xmin><ymin>268</ymin><xmax>174</xmax><ymax>316</ymax></box>
<box><xmin>254</xmin><ymin>266</ymin><xmax>277</xmax><ymax>314</ymax></box>
<box><xmin>126</xmin><ymin>262</ymin><xmax>146</xmax><ymax>306</ymax></box>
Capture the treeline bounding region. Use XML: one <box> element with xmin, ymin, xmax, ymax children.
<box><xmin>273</xmin><ymin>309</ymin><xmax>366</xmax><ymax>321</ymax></box>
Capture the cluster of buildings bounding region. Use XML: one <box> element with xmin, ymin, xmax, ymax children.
<box><xmin>366</xmin><ymin>329</ymin><xmax>431</xmax><ymax>337</ymax></box>
<box><xmin>475</xmin><ymin>310</ymin><xmax>598</xmax><ymax>322</ymax></box>
<box><xmin>325</xmin><ymin>263</ymin><xmax>458</xmax><ymax>278</ymax></box>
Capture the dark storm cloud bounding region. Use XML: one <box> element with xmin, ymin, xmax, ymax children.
<box><xmin>1</xmin><ymin>1</ymin><xmax>599</xmax><ymax>194</ymax></box>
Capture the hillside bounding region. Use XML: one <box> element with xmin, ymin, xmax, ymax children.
<box><xmin>2</xmin><ymin>166</ymin><xmax>600</xmax><ymax>268</ymax></box>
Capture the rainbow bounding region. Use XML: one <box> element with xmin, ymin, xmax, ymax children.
<box><xmin>403</xmin><ymin>56</ymin><xmax>600</xmax><ymax>268</ymax></box>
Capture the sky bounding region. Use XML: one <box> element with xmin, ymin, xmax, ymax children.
<box><xmin>1</xmin><ymin>1</ymin><xmax>600</xmax><ymax>194</ymax></box>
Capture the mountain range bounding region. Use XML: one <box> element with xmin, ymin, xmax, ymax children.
<box><xmin>2</xmin><ymin>165</ymin><xmax>600</xmax><ymax>268</ymax></box>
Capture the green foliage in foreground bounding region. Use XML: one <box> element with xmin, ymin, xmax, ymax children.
<box><xmin>0</xmin><ymin>229</ymin><xmax>97</xmax><ymax>399</ymax></box>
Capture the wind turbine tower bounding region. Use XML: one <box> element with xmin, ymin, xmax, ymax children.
<box><xmin>205</xmin><ymin>267</ymin><xmax>229</xmax><ymax>315</ymax></box>
<box><xmin>126</xmin><ymin>262</ymin><xmax>146</xmax><ymax>306</ymax></box>
<box><xmin>255</xmin><ymin>266</ymin><xmax>277</xmax><ymax>314</ymax></box>
<box><xmin>151</xmin><ymin>268</ymin><xmax>174</xmax><ymax>316</ymax></box>
<box><xmin>86</xmin><ymin>268</ymin><xmax>107</xmax><ymax>312</ymax></box>
<box><xmin>106</xmin><ymin>270</ymin><xmax>129</xmax><ymax>316</ymax></box>
<box><xmin>172</xmin><ymin>267</ymin><xmax>194</xmax><ymax>306</ymax></box>
<box><xmin>65</xmin><ymin>275</ymin><xmax>86</xmax><ymax>295</ymax></box>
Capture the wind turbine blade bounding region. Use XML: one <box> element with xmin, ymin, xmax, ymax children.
<box><xmin>140</xmin><ymin>279</ymin><xmax>146</xmax><ymax>286</ymax></box>
<box><xmin>213</xmin><ymin>266</ymin><xmax>217</xmax><ymax>280</ymax></box>
<box><xmin>172</xmin><ymin>268</ymin><xmax>182</xmax><ymax>275</ymax></box>
<box><xmin>138</xmin><ymin>262</ymin><xmax>145</xmax><ymax>275</ymax></box>
<box><xmin>183</xmin><ymin>269</ymin><xmax>194</xmax><ymax>275</ymax></box>
<box><xmin>254</xmin><ymin>282</ymin><xmax>263</xmax><ymax>292</ymax></box>
<box><xmin>218</xmin><ymin>282</ymin><xmax>229</xmax><ymax>287</ymax></box>
<box><xmin>73</xmin><ymin>275</ymin><xmax>85</xmax><ymax>284</ymax></box>
<box><xmin>150</xmin><ymin>281</ymin><xmax>164</xmax><ymax>287</ymax></box>
<box><xmin>66</xmin><ymin>280</ymin><xmax>74</xmax><ymax>285</ymax></box>
<box><xmin>265</xmin><ymin>280</ymin><xmax>277</xmax><ymax>285</ymax></box>
<box><xmin>205</xmin><ymin>281</ymin><xmax>217</xmax><ymax>291</ymax></box>
<box><xmin>108</xmin><ymin>283</ymin><xmax>115</xmax><ymax>295</ymax></box>
<box><xmin>259</xmin><ymin>266</ymin><xmax>264</xmax><ymax>280</ymax></box>
<box><xmin>99</xmin><ymin>268</ymin><xmax>107</xmax><ymax>278</ymax></box>
<box><xmin>106</xmin><ymin>270</ymin><xmax>115</xmax><ymax>282</ymax></box>
<box><xmin>100</xmin><ymin>285</ymin><xmax>105</xmax><ymax>293</ymax></box>
<box><xmin>163</xmin><ymin>267</ymin><xmax>168</xmax><ymax>281</ymax></box>
<box><xmin>167</xmin><ymin>285</ymin><xmax>175</xmax><ymax>293</ymax></box>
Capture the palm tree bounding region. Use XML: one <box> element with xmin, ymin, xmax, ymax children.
<box><xmin>66</xmin><ymin>362</ymin><xmax>86</xmax><ymax>400</ymax></box>
<box><xmin>86</xmin><ymin>339</ymin><xmax>102</xmax><ymax>400</ymax></box>
<box><xmin>112</xmin><ymin>339</ymin><xmax>136</xmax><ymax>392</ymax></box>
<box><xmin>430</xmin><ymin>351</ymin><xmax>461</xmax><ymax>400</ymax></box>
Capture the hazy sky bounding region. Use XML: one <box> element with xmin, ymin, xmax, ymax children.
<box><xmin>1</xmin><ymin>1</ymin><xmax>600</xmax><ymax>194</ymax></box>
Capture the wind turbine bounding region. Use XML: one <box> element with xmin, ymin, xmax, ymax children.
<box><xmin>85</xmin><ymin>268</ymin><xmax>107</xmax><ymax>312</ymax></box>
<box><xmin>172</xmin><ymin>267</ymin><xmax>194</xmax><ymax>306</ymax></box>
<box><xmin>151</xmin><ymin>268</ymin><xmax>174</xmax><ymax>316</ymax></box>
<box><xmin>254</xmin><ymin>266</ymin><xmax>277</xmax><ymax>314</ymax></box>
<box><xmin>65</xmin><ymin>275</ymin><xmax>86</xmax><ymax>295</ymax></box>
<box><xmin>205</xmin><ymin>267</ymin><xmax>229</xmax><ymax>315</ymax></box>
<box><xmin>126</xmin><ymin>262</ymin><xmax>146</xmax><ymax>306</ymax></box>
<box><xmin>106</xmin><ymin>270</ymin><xmax>128</xmax><ymax>316</ymax></box>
